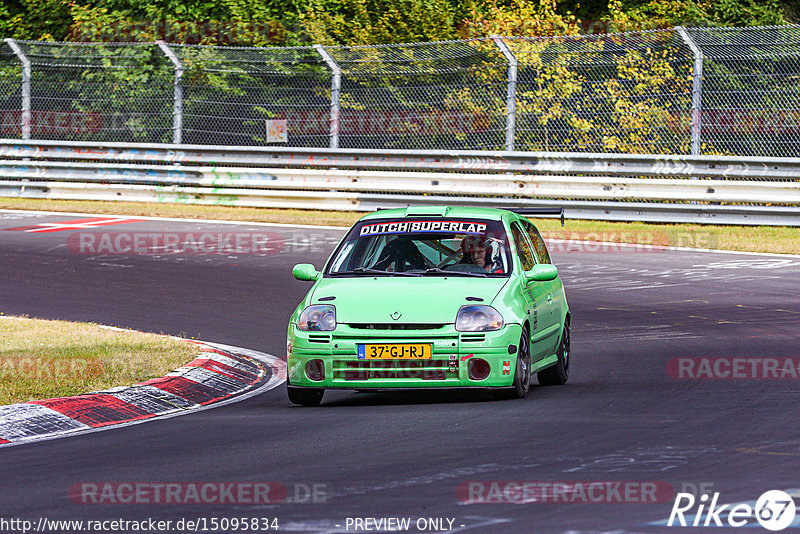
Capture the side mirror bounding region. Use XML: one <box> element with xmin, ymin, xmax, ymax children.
<box><xmin>527</xmin><ymin>264</ymin><xmax>558</xmax><ymax>282</ymax></box>
<box><xmin>293</xmin><ymin>263</ymin><xmax>321</xmax><ymax>282</ymax></box>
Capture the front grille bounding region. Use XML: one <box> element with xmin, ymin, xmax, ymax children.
<box><xmin>347</xmin><ymin>323</ymin><xmax>447</xmax><ymax>330</ymax></box>
<box><xmin>308</xmin><ymin>334</ymin><xmax>331</xmax><ymax>343</ymax></box>
<box><xmin>460</xmin><ymin>333</ymin><xmax>486</xmax><ymax>342</ymax></box>
<box><xmin>333</xmin><ymin>359</ymin><xmax>454</xmax><ymax>381</ymax></box>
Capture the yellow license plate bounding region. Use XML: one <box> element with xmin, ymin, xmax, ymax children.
<box><xmin>358</xmin><ymin>343</ymin><xmax>432</xmax><ymax>359</ymax></box>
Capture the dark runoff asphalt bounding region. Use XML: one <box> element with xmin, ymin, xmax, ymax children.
<box><xmin>1</xmin><ymin>210</ymin><xmax>799</xmax><ymax>534</ymax></box>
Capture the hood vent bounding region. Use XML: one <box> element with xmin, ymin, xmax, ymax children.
<box><xmin>348</xmin><ymin>323</ymin><xmax>446</xmax><ymax>330</ymax></box>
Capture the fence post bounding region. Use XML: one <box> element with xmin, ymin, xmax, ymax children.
<box><xmin>675</xmin><ymin>27</ymin><xmax>703</xmax><ymax>156</ymax></box>
<box><xmin>491</xmin><ymin>36</ymin><xmax>518</xmax><ymax>152</ymax></box>
<box><xmin>5</xmin><ymin>38</ymin><xmax>31</xmax><ymax>140</ymax></box>
<box><xmin>313</xmin><ymin>44</ymin><xmax>341</xmax><ymax>150</ymax></box>
<box><xmin>156</xmin><ymin>41</ymin><xmax>183</xmax><ymax>145</ymax></box>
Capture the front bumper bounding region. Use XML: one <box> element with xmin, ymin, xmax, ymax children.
<box><xmin>287</xmin><ymin>323</ymin><xmax>522</xmax><ymax>389</ymax></box>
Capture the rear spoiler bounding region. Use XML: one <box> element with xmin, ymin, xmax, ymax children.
<box><xmin>509</xmin><ymin>208</ymin><xmax>565</xmax><ymax>227</ymax></box>
<box><xmin>374</xmin><ymin>206</ymin><xmax>566</xmax><ymax>227</ymax></box>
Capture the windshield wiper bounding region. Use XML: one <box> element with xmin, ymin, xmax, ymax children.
<box><xmin>420</xmin><ymin>267</ymin><xmax>487</xmax><ymax>277</ymax></box>
<box><xmin>332</xmin><ymin>267</ymin><xmax>421</xmax><ymax>277</ymax></box>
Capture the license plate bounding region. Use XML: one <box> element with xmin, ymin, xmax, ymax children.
<box><xmin>357</xmin><ymin>343</ymin><xmax>432</xmax><ymax>360</ymax></box>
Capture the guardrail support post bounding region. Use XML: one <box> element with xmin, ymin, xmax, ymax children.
<box><xmin>492</xmin><ymin>36</ymin><xmax>518</xmax><ymax>152</ymax></box>
<box><xmin>314</xmin><ymin>44</ymin><xmax>341</xmax><ymax>150</ymax></box>
<box><xmin>5</xmin><ymin>38</ymin><xmax>31</xmax><ymax>140</ymax></box>
<box><xmin>675</xmin><ymin>27</ymin><xmax>703</xmax><ymax>156</ymax></box>
<box><xmin>156</xmin><ymin>41</ymin><xmax>184</xmax><ymax>145</ymax></box>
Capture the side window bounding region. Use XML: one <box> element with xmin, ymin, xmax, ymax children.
<box><xmin>522</xmin><ymin>220</ymin><xmax>552</xmax><ymax>264</ymax></box>
<box><xmin>510</xmin><ymin>223</ymin><xmax>535</xmax><ymax>271</ymax></box>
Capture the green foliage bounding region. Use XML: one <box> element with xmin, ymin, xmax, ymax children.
<box><xmin>0</xmin><ymin>0</ymin><xmax>788</xmax><ymax>46</ymax></box>
<box><xmin>0</xmin><ymin>0</ymin><xmax>72</xmax><ymax>40</ymax></box>
<box><xmin>300</xmin><ymin>0</ymin><xmax>461</xmax><ymax>45</ymax></box>
<box><xmin>620</xmin><ymin>0</ymin><xmax>788</xmax><ymax>28</ymax></box>
<box><xmin>462</xmin><ymin>0</ymin><xmax>581</xmax><ymax>38</ymax></box>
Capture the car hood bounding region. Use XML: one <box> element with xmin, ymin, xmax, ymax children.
<box><xmin>310</xmin><ymin>276</ymin><xmax>509</xmax><ymax>324</ymax></box>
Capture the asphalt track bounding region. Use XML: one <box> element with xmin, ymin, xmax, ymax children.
<box><xmin>1</xmin><ymin>210</ymin><xmax>799</xmax><ymax>533</ymax></box>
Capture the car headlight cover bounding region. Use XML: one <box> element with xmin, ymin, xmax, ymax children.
<box><xmin>298</xmin><ymin>305</ymin><xmax>336</xmax><ymax>331</ymax></box>
<box><xmin>456</xmin><ymin>305</ymin><xmax>504</xmax><ymax>332</ymax></box>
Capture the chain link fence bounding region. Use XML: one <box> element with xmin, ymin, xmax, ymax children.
<box><xmin>692</xmin><ymin>25</ymin><xmax>800</xmax><ymax>158</ymax></box>
<box><xmin>327</xmin><ymin>39</ymin><xmax>508</xmax><ymax>150</ymax></box>
<box><xmin>1</xmin><ymin>24</ymin><xmax>799</xmax><ymax>156</ymax></box>
<box><xmin>0</xmin><ymin>42</ymin><xmax>22</xmax><ymax>137</ymax></box>
<box><xmin>509</xmin><ymin>29</ymin><xmax>693</xmax><ymax>154</ymax></box>
<box><xmin>7</xmin><ymin>40</ymin><xmax>174</xmax><ymax>143</ymax></box>
<box><xmin>173</xmin><ymin>44</ymin><xmax>332</xmax><ymax>147</ymax></box>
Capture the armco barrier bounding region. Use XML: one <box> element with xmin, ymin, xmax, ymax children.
<box><xmin>1</xmin><ymin>139</ymin><xmax>799</xmax><ymax>226</ymax></box>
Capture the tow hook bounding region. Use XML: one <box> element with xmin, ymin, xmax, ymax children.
<box><xmin>448</xmin><ymin>354</ymin><xmax>458</xmax><ymax>373</ymax></box>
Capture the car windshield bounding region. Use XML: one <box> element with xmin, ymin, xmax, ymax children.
<box><xmin>327</xmin><ymin>218</ymin><xmax>511</xmax><ymax>277</ymax></box>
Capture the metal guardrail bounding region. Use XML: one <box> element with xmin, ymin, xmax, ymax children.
<box><xmin>1</xmin><ymin>140</ymin><xmax>798</xmax><ymax>226</ymax></box>
<box><xmin>3</xmin><ymin>139</ymin><xmax>800</xmax><ymax>178</ymax></box>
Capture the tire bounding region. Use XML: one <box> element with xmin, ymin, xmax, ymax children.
<box><xmin>538</xmin><ymin>321</ymin><xmax>570</xmax><ymax>386</ymax></box>
<box><xmin>491</xmin><ymin>327</ymin><xmax>531</xmax><ymax>400</ymax></box>
<box><xmin>287</xmin><ymin>385</ymin><xmax>324</xmax><ymax>406</ymax></box>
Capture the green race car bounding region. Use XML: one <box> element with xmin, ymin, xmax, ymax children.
<box><xmin>286</xmin><ymin>206</ymin><xmax>571</xmax><ymax>406</ymax></box>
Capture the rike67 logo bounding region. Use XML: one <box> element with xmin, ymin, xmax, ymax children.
<box><xmin>668</xmin><ymin>490</ymin><xmax>797</xmax><ymax>531</ymax></box>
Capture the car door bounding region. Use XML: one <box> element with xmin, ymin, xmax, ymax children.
<box><xmin>521</xmin><ymin>218</ymin><xmax>563</xmax><ymax>356</ymax></box>
<box><xmin>509</xmin><ymin>221</ymin><xmax>550</xmax><ymax>362</ymax></box>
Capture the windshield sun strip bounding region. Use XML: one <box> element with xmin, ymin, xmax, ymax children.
<box><xmin>325</xmin><ymin>218</ymin><xmax>511</xmax><ymax>277</ymax></box>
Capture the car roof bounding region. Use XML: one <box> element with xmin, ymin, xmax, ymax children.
<box><xmin>358</xmin><ymin>206</ymin><xmax>515</xmax><ymax>222</ymax></box>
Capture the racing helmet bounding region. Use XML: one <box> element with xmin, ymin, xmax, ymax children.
<box><xmin>460</xmin><ymin>234</ymin><xmax>505</xmax><ymax>272</ymax></box>
<box><xmin>461</xmin><ymin>234</ymin><xmax>488</xmax><ymax>254</ymax></box>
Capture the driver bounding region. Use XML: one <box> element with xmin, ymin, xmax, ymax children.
<box><xmin>460</xmin><ymin>235</ymin><xmax>504</xmax><ymax>273</ymax></box>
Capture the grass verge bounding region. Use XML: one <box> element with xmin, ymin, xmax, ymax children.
<box><xmin>0</xmin><ymin>198</ymin><xmax>798</xmax><ymax>255</ymax></box>
<box><xmin>0</xmin><ymin>315</ymin><xmax>199</xmax><ymax>405</ymax></box>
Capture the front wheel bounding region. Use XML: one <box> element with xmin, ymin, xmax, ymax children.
<box><xmin>491</xmin><ymin>327</ymin><xmax>531</xmax><ymax>400</ymax></box>
<box><xmin>287</xmin><ymin>386</ymin><xmax>324</xmax><ymax>406</ymax></box>
<box><xmin>538</xmin><ymin>321</ymin><xmax>570</xmax><ymax>386</ymax></box>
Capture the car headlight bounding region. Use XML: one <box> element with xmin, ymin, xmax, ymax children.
<box><xmin>297</xmin><ymin>305</ymin><xmax>336</xmax><ymax>331</ymax></box>
<box><xmin>456</xmin><ymin>305</ymin><xmax>504</xmax><ymax>332</ymax></box>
